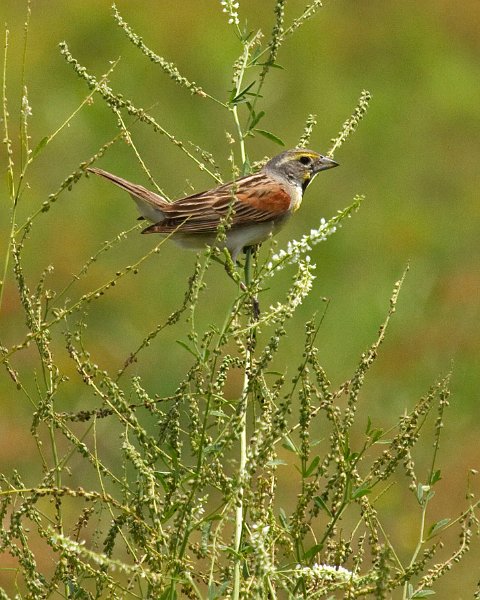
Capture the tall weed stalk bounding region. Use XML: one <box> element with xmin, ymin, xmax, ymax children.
<box><xmin>0</xmin><ymin>2</ymin><xmax>478</xmax><ymax>599</ymax></box>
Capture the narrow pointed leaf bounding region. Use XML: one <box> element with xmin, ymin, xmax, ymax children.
<box><xmin>254</xmin><ymin>129</ymin><xmax>285</xmax><ymax>146</ymax></box>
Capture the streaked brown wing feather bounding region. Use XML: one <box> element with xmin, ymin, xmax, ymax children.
<box><xmin>144</xmin><ymin>172</ymin><xmax>290</xmax><ymax>234</ymax></box>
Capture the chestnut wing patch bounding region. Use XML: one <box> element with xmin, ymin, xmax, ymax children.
<box><xmin>144</xmin><ymin>173</ymin><xmax>291</xmax><ymax>234</ymax></box>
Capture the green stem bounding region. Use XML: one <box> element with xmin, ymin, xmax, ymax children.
<box><xmin>0</xmin><ymin>28</ymin><xmax>15</xmax><ymax>318</ymax></box>
<box><xmin>231</xmin><ymin>45</ymin><xmax>254</xmax><ymax>596</ymax></box>
<box><xmin>232</xmin><ymin>247</ymin><xmax>254</xmax><ymax>600</ymax></box>
<box><xmin>231</xmin><ymin>42</ymin><xmax>250</xmax><ymax>171</ymax></box>
<box><xmin>19</xmin><ymin>1</ymin><xmax>31</xmax><ymax>172</ymax></box>
<box><xmin>232</xmin><ymin>378</ymin><xmax>247</xmax><ymax>600</ymax></box>
<box><xmin>233</xmin><ymin>103</ymin><xmax>246</xmax><ymax>167</ymax></box>
<box><xmin>402</xmin><ymin>494</ymin><xmax>430</xmax><ymax>600</ymax></box>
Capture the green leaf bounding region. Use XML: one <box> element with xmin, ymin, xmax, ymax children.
<box><xmin>208</xmin><ymin>581</ymin><xmax>229</xmax><ymax>600</ymax></box>
<box><xmin>204</xmin><ymin>442</ymin><xmax>223</xmax><ymax>455</ymax></box>
<box><xmin>366</xmin><ymin>417</ymin><xmax>384</xmax><ymax>441</ymax></box>
<box><xmin>351</xmin><ymin>485</ymin><xmax>372</xmax><ymax>499</ymax></box>
<box><xmin>411</xmin><ymin>590</ymin><xmax>435</xmax><ymax>598</ymax></box>
<box><xmin>266</xmin><ymin>458</ymin><xmax>287</xmax><ymax>467</ymax></box>
<box><xmin>278</xmin><ymin>508</ymin><xmax>289</xmax><ymax>529</ymax></box>
<box><xmin>248</xmin><ymin>109</ymin><xmax>265</xmax><ymax>130</ymax></box>
<box><xmin>210</xmin><ymin>410</ymin><xmax>227</xmax><ymax>418</ymax></box>
<box><xmin>369</xmin><ymin>428</ymin><xmax>384</xmax><ymax>443</ymax></box>
<box><xmin>255</xmin><ymin>61</ymin><xmax>284</xmax><ymax>70</ymax></box>
<box><xmin>417</xmin><ymin>483</ymin><xmax>435</xmax><ymax>505</ymax></box>
<box><xmin>230</xmin><ymin>80</ymin><xmax>256</xmax><ymax>104</ymax></box>
<box><xmin>254</xmin><ymin>129</ymin><xmax>285</xmax><ymax>146</ymax></box>
<box><xmin>239</xmin><ymin>22</ymin><xmax>252</xmax><ymax>43</ymax></box>
<box><xmin>241</xmin><ymin>155</ymin><xmax>251</xmax><ymax>176</ymax></box>
<box><xmin>282</xmin><ymin>436</ymin><xmax>297</xmax><ymax>453</ymax></box>
<box><xmin>346</xmin><ymin>450</ymin><xmax>359</xmax><ymax>462</ymax></box>
<box><xmin>304</xmin><ymin>455</ymin><xmax>320</xmax><ymax>477</ymax></box>
<box><xmin>365</xmin><ymin>416</ymin><xmax>372</xmax><ymax>435</ymax></box>
<box><xmin>314</xmin><ymin>495</ymin><xmax>332</xmax><ymax>516</ymax></box>
<box><xmin>430</xmin><ymin>469</ymin><xmax>442</xmax><ymax>485</ymax></box>
<box><xmin>250</xmin><ymin>45</ymin><xmax>262</xmax><ymax>64</ymax></box>
<box><xmin>161</xmin><ymin>505</ymin><xmax>179</xmax><ymax>522</ymax></box>
<box><xmin>153</xmin><ymin>471</ymin><xmax>170</xmax><ymax>492</ymax></box>
<box><xmin>32</xmin><ymin>135</ymin><xmax>49</xmax><ymax>159</ymax></box>
<box><xmin>175</xmin><ymin>339</ymin><xmax>198</xmax><ymax>358</ymax></box>
<box><xmin>427</xmin><ymin>518</ymin><xmax>451</xmax><ymax>538</ymax></box>
<box><xmin>303</xmin><ymin>543</ymin><xmax>323</xmax><ymax>561</ymax></box>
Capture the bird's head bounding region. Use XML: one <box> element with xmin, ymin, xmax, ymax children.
<box><xmin>266</xmin><ymin>148</ymin><xmax>338</xmax><ymax>191</ymax></box>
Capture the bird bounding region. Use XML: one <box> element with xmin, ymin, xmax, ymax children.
<box><xmin>87</xmin><ymin>148</ymin><xmax>338</xmax><ymax>263</ymax></box>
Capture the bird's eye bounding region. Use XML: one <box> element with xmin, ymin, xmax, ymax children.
<box><xmin>299</xmin><ymin>155</ymin><xmax>312</xmax><ymax>165</ymax></box>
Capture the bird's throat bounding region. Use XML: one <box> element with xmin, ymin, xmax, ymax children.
<box><xmin>301</xmin><ymin>177</ymin><xmax>311</xmax><ymax>193</ymax></box>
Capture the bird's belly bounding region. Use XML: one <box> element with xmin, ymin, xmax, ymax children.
<box><xmin>170</xmin><ymin>218</ymin><xmax>290</xmax><ymax>261</ymax></box>
<box><xmin>228</xmin><ymin>221</ymin><xmax>278</xmax><ymax>248</ymax></box>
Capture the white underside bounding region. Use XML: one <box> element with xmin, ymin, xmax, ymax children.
<box><xmin>132</xmin><ymin>196</ymin><xmax>166</xmax><ymax>222</ymax></box>
<box><xmin>171</xmin><ymin>218</ymin><xmax>290</xmax><ymax>262</ymax></box>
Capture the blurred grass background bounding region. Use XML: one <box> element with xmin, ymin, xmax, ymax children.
<box><xmin>1</xmin><ymin>0</ymin><xmax>479</xmax><ymax>596</ymax></box>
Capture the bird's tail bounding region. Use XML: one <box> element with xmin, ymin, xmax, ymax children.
<box><xmin>87</xmin><ymin>167</ymin><xmax>168</xmax><ymax>222</ymax></box>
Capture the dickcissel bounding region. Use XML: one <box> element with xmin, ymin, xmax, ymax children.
<box><xmin>88</xmin><ymin>148</ymin><xmax>338</xmax><ymax>262</ymax></box>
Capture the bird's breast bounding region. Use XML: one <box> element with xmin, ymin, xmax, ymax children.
<box><xmin>288</xmin><ymin>184</ymin><xmax>304</xmax><ymax>212</ymax></box>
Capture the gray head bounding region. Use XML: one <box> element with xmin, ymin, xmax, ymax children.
<box><xmin>265</xmin><ymin>148</ymin><xmax>338</xmax><ymax>191</ymax></box>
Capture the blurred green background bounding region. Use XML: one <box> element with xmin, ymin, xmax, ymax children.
<box><xmin>1</xmin><ymin>0</ymin><xmax>479</xmax><ymax>596</ymax></box>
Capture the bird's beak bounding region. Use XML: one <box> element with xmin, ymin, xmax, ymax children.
<box><xmin>314</xmin><ymin>155</ymin><xmax>339</xmax><ymax>173</ymax></box>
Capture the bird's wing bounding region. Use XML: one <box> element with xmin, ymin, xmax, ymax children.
<box><xmin>143</xmin><ymin>172</ymin><xmax>291</xmax><ymax>234</ymax></box>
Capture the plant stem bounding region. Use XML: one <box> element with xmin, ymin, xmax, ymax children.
<box><xmin>233</xmin><ymin>103</ymin><xmax>246</xmax><ymax>168</ymax></box>
<box><xmin>402</xmin><ymin>495</ymin><xmax>430</xmax><ymax>600</ymax></box>
<box><xmin>232</xmin><ymin>379</ymin><xmax>247</xmax><ymax>600</ymax></box>
<box><xmin>231</xmin><ymin>37</ymin><xmax>252</xmax><ymax>595</ymax></box>
<box><xmin>231</xmin><ymin>42</ymin><xmax>249</xmax><ymax>171</ymax></box>
<box><xmin>232</xmin><ymin>246</ymin><xmax>254</xmax><ymax>600</ymax></box>
<box><xmin>0</xmin><ymin>28</ymin><xmax>16</xmax><ymax>318</ymax></box>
